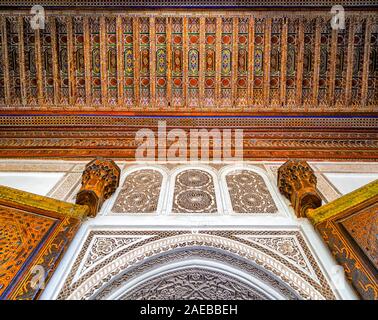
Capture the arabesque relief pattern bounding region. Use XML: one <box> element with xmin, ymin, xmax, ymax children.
<box><xmin>226</xmin><ymin>170</ymin><xmax>278</xmax><ymax>213</ymax></box>
<box><xmin>112</xmin><ymin>169</ymin><xmax>163</xmax><ymax>213</ymax></box>
<box><xmin>120</xmin><ymin>268</ymin><xmax>271</xmax><ymax>300</ymax></box>
<box><xmin>56</xmin><ymin>229</ymin><xmax>336</xmax><ymax>300</ymax></box>
<box><xmin>172</xmin><ymin>169</ymin><xmax>217</xmax><ymax>214</ymax></box>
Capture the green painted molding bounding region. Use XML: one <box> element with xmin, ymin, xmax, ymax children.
<box><xmin>0</xmin><ymin>185</ymin><xmax>89</xmax><ymax>220</ymax></box>
<box><xmin>307</xmin><ymin>179</ymin><xmax>378</xmax><ymax>225</ymax></box>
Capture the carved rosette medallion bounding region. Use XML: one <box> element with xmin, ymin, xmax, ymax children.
<box><xmin>277</xmin><ymin>160</ymin><xmax>321</xmax><ymax>217</ymax></box>
<box><xmin>76</xmin><ymin>158</ymin><xmax>120</xmax><ymax>216</ymax></box>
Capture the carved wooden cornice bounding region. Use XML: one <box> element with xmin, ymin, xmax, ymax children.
<box><xmin>307</xmin><ymin>180</ymin><xmax>378</xmax><ymax>300</ymax></box>
<box><xmin>0</xmin><ymin>123</ymin><xmax>377</xmax><ymax>160</ymax></box>
<box><xmin>277</xmin><ymin>159</ymin><xmax>322</xmax><ymax>217</ymax></box>
<box><xmin>1</xmin><ymin>0</ymin><xmax>377</xmax><ymax>8</ymax></box>
<box><xmin>76</xmin><ymin>158</ymin><xmax>121</xmax><ymax>217</ymax></box>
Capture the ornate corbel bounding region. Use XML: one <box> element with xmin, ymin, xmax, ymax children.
<box><xmin>76</xmin><ymin>158</ymin><xmax>121</xmax><ymax>217</ymax></box>
<box><xmin>277</xmin><ymin>159</ymin><xmax>322</xmax><ymax>218</ymax></box>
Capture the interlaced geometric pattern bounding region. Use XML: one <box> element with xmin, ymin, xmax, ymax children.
<box><xmin>172</xmin><ymin>169</ymin><xmax>217</xmax><ymax>214</ymax></box>
<box><xmin>226</xmin><ymin>170</ymin><xmax>278</xmax><ymax>213</ymax></box>
<box><xmin>0</xmin><ymin>205</ymin><xmax>56</xmax><ymax>297</ymax></box>
<box><xmin>112</xmin><ymin>169</ymin><xmax>162</xmax><ymax>213</ymax></box>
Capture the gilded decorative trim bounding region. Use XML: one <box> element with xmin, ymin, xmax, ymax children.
<box><xmin>0</xmin><ymin>115</ymin><xmax>376</xmax><ymax>127</ymax></box>
<box><xmin>307</xmin><ymin>179</ymin><xmax>378</xmax><ymax>226</ymax></box>
<box><xmin>0</xmin><ymin>185</ymin><xmax>89</xmax><ymax>220</ymax></box>
<box><xmin>0</xmin><ymin>124</ymin><xmax>376</xmax><ymax>160</ymax></box>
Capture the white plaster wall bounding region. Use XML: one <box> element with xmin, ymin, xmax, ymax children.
<box><xmin>0</xmin><ymin>172</ymin><xmax>65</xmax><ymax>196</ymax></box>
<box><xmin>324</xmin><ymin>173</ymin><xmax>378</xmax><ymax>195</ymax></box>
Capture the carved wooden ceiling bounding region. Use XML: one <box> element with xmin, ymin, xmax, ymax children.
<box><xmin>0</xmin><ymin>3</ymin><xmax>377</xmax><ymax>160</ymax></box>
<box><xmin>0</xmin><ymin>10</ymin><xmax>377</xmax><ymax>112</ymax></box>
<box><xmin>1</xmin><ymin>0</ymin><xmax>378</xmax><ymax>8</ymax></box>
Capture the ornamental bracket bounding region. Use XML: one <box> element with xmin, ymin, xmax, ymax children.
<box><xmin>76</xmin><ymin>158</ymin><xmax>121</xmax><ymax>217</ymax></box>
<box><xmin>277</xmin><ymin>159</ymin><xmax>322</xmax><ymax>218</ymax></box>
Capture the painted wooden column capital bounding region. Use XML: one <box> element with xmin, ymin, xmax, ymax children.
<box><xmin>76</xmin><ymin>158</ymin><xmax>121</xmax><ymax>217</ymax></box>
<box><xmin>277</xmin><ymin>159</ymin><xmax>322</xmax><ymax>218</ymax></box>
